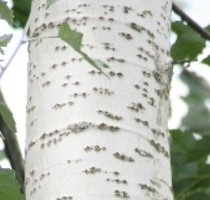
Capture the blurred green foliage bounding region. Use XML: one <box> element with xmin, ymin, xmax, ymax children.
<box><xmin>12</xmin><ymin>0</ymin><xmax>30</xmax><ymax>27</ymax></box>
<box><xmin>171</xmin><ymin>13</ymin><xmax>210</xmax><ymax>200</ymax></box>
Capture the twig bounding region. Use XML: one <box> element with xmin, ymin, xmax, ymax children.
<box><xmin>0</xmin><ymin>33</ymin><xmax>25</xmax><ymax>79</ymax></box>
<box><xmin>23</xmin><ymin>35</ymin><xmax>58</xmax><ymax>42</ymax></box>
<box><xmin>172</xmin><ymin>2</ymin><xmax>210</xmax><ymax>41</ymax></box>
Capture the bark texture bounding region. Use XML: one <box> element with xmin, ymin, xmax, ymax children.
<box><xmin>26</xmin><ymin>0</ymin><xmax>173</xmax><ymax>200</ymax></box>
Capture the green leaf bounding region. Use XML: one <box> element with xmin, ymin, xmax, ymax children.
<box><xmin>171</xmin><ymin>130</ymin><xmax>198</xmax><ymax>174</ymax></box>
<box><xmin>0</xmin><ymin>101</ymin><xmax>16</xmax><ymax>133</ymax></box>
<box><xmin>180</xmin><ymin>70</ymin><xmax>210</xmax><ymax>132</ymax></box>
<box><xmin>0</xmin><ymin>34</ymin><xmax>12</xmax><ymax>55</ymax></box>
<box><xmin>170</xmin><ymin>130</ymin><xmax>210</xmax><ymax>200</ymax></box>
<box><xmin>205</xmin><ymin>24</ymin><xmax>210</xmax><ymax>32</ymax></box>
<box><xmin>12</xmin><ymin>0</ymin><xmax>31</xmax><ymax>27</ymax></box>
<box><xmin>59</xmin><ymin>22</ymin><xmax>109</xmax><ymax>73</ymax></box>
<box><xmin>201</xmin><ymin>24</ymin><xmax>210</xmax><ymax>67</ymax></box>
<box><xmin>0</xmin><ymin>150</ymin><xmax>6</xmax><ymax>160</ymax></box>
<box><xmin>186</xmin><ymin>136</ymin><xmax>210</xmax><ymax>162</ymax></box>
<box><xmin>184</xmin><ymin>192</ymin><xmax>210</xmax><ymax>200</ymax></box>
<box><xmin>0</xmin><ymin>1</ymin><xmax>13</xmax><ymax>25</ymax></box>
<box><xmin>80</xmin><ymin>51</ymin><xmax>104</xmax><ymax>71</ymax></box>
<box><xmin>202</xmin><ymin>55</ymin><xmax>210</xmax><ymax>66</ymax></box>
<box><xmin>0</xmin><ymin>34</ymin><xmax>12</xmax><ymax>46</ymax></box>
<box><xmin>0</xmin><ymin>168</ymin><xmax>24</xmax><ymax>200</ymax></box>
<box><xmin>171</xmin><ymin>21</ymin><xmax>205</xmax><ymax>62</ymax></box>
<box><xmin>174</xmin><ymin>174</ymin><xmax>210</xmax><ymax>200</ymax></box>
<box><xmin>59</xmin><ymin>22</ymin><xmax>83</xmax><ymax>52</ymax></box>
<box><xmin>94</xmin><ymin>59</ymin><xmax>109</xmax><ymax>68</ymax></box>
<box><xmin>47</xmin><ymin>0</ymin><xmax>58</xmax><ymax>7</ymax></box>
<box><xmin>170</xmin><ymin>130</ymin><xmax>199</xmax><ymax>185</ymax></box>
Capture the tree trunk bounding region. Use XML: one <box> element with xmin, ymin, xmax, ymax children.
<box><xmin>26</xmin><ymin>0</ymin><xmax>173</xmax><ymax>200</ymax></box>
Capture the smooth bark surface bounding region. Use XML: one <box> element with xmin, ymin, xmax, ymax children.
<box><xmin>26</xmin><ymin>0</ymin><xmax>173</xmax><ymax>200</ymax></box>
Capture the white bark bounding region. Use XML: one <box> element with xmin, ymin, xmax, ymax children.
<box><xmin>26</xmin><ymin>0</ymin><xmax>173</xmax><ymax>200</ymax></box>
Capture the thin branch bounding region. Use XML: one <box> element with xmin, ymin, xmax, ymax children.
<box><xmin>0</xmin><ymin>33</ymin><xmax>25</xmax><ymax>79</ymax></box>
<box><xmin>172</xmin><ymin>2</ymin><xmax>210</xmax><ymax>41</ymax></box>
<box><xmin>0</xmin><ymin>90</ymin><xmax>24</xmax><ymax>192</ymax></box>
<box><xmin>24</xmin><ymin>35</ymin><xmax>58</xmax><ymax>42</ymax></box>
